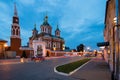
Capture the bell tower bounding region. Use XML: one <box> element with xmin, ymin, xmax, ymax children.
<box><xmin>10</xmin><ymin>3</ymin><xmax>21</xmax><ymax>56</ymax></box>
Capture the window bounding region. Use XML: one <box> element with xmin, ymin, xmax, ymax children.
<box><xmin>16</xmin><ymin>29</ymin><xmax>18</xmax><ymax>35</ymax></box>
<box><xmin>13</xmin><ymin>29</ymin><xmax>15</xmax><ymax>35</ymax></box>
<box><xmin>45</xmin><ymin>28</ymin><xmax>46</xmax><ymax>32</ymax></box>
<box><xmin>43</xmin><ymin>27</ymin><xmax>44</xmax><ymax>32</ymax></box>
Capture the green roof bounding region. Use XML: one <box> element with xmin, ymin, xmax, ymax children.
<box><xmin>42</xmin><ymin>15</ymin><xmax>50</xmax><ymax>26</ymax></box>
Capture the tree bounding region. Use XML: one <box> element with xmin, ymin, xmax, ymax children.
<box><xmin>21</xmin><ymin>51</ymin><xmax>27</xmax><ymax>58</ymax></box>
<box><xmin>65</xmin><ymin>46</ymin><xmax>70</xmax><ymax>50</ymax></box>
<box><xmin>77</xmin><ymin>44</ymin><xmax>84</xmax><ymax>52</ymax></box>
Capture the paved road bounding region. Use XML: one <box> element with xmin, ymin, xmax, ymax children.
<box><xmin>0</xmin><ymin>56</ymin><xmax>83</xmax><ymax>80</ymax></box>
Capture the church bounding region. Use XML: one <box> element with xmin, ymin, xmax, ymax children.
<box><xmin>8</xmin><ymin>3</ymin><xmax>65</xmax><ymax>57</ymax></box>
<box><xmin>29</xmin><ymin>15</ymin><xmax>65</xmax><ymax>56</ymax></box>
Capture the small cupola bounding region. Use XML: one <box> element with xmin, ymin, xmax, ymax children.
<box><xmin>40</xmin><ymin>15</ymin><xmax>52</xmax><ymax>34</ymax></box>
<box><xmin>55</xmin><ymin>24</ymin><xmax>60</xmax><ymax>37</ymax></box>
<box><xmin>32</xmin><ymin>24</ymin><xmax>38</xmax><ymax>38</ymax></box>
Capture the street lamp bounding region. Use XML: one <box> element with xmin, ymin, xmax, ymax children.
<box><xmin>53</xmin><ymin>46</ymin><xmax>56</xmax><ymax>51</ymax></box>
<box><xmin>62</xmin><ymin>44</ymin><xmax>65</xmax><ymax>51</ymax></box>
<box><xmin>4</xmin><ymin>43</ymin><xmax>8</xmax><ymax>47</ymax></box>
<box><xmin>4</xmin><ymin>43</ymin><xmax>8</xmax><ymax>59</ymax></box>
<box><xmin>113</xmin><ymin>16</ymin><xmax>120</xmax><ymax>80</ymax></box>
<box><xmin>87</xmin><ymin>47</ymin><xmax>90</xmax><ymax>52</ymax></box>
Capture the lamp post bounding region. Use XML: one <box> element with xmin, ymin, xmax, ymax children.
<box><xmin>113</xmin><ymin>17</ymin><xmax>119</xmax><ymax>80</ymax></box>
<box><xmin>4</xmin><ymin>43</ymin><xmax>8</xmax><ymax>59</ymax></box>
<box><xmin>114</xmin><ymin>0</ymin><xmax>119</xmax><ymax>79</ymax></box>
<box><xmin>112</xmin><ymin>18</ymin><xmax>116</xmax><ymax>80</ymax></box>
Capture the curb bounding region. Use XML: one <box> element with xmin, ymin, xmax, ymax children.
<box><xmin>0</xmin><ymin>62</ymin><xmax>21</xmax><ymax>65</ymax></box>
<box><xmin>54</xmin><ymin>58</ymin><xmax>92</xmax><ymax>76</ymax></box>
<box><xmin>0</xmin><ymin>61</ymin><xmax>33</xmax><ymax>65</ymax></box>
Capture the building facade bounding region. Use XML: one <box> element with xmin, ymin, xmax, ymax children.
<box><xmin>29</xmin><ymin>15</ymin><xmax>65</xmax><ymax>56</ymax></box>
<box><xmin>0</xmin><ymin>39</ymin><xmax>7</xmax><ymax>58</ymax></box>
<box><xmin>104</xmin><ymin>0</ymin><xmax>116</xmax><ymax>70</ymax></box>
<box><xmin>104</xmin><ymin>0</ymin><xmax>120</xmax><ymax>80</ymax></box>
<box><xmin>8</xmin><ymin>3</ymin><xmax>65</xmax><ymax>57</ymax></box>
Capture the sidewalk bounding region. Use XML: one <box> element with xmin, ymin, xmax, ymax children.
<box><xmin>70</xmin><ymin>57</ymin><xmax>111</xmax><ymax>80</ymax></box>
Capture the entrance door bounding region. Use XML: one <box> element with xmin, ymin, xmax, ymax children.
<box><xmin>37</xmin><ymin>45</ymin><xmax>43</xmax><ymax>56</ymax></box>
<box><xmin>46</xmin><ymin>51</ymin><xmax>49</xmax><ymax>57</ymax></box>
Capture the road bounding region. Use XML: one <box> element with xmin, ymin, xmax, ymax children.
<box><xmin>0</xmin><ymin>56</ymin><xmax>83</xmax><ymax>80</ymax></box>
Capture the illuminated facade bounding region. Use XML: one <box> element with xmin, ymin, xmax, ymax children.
<box><xmin>29</xmin><ymin>15</ymin><xmax>65</xmax><ymax>53</ymax></box>
<box><xmin>0</xmin><ymin>39</ymin><xmax>7</xmax><ymax>58</ymax></box>
<box><xmin>104</xmin><ymin>0</ymin><xmax>120</xmax><ymax>79</ymax></box>
<box><xmin>104</xmin><ymin>0</ymin><xmax>116</xmax><ymax>70</ymax></box>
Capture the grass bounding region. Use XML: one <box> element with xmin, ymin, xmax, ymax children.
<box><xmin>56</xmin><ymin>58</ymin><xmax>91</xmax><ymax>74</ymax></box>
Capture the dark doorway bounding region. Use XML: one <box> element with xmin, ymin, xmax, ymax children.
<box><xmin>46</xmin><ymin>51</ymin><xmax>49</xmax><ymax>57</ymax></box>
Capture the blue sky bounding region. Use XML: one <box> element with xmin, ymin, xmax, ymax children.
<box><xmin>0</xmin><ymin>0</ymin><xmax>106</xmax><ymax>50</ymax></box>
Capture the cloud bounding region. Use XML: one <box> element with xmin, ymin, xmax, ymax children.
<box><xmin>0</xmin><ymin>2</ymin><xmax>11</xmax><ymax>42</ymax></box>
<box><xmin>0</xmin><ymin>0</ymin><xmax>106</xmax><ymax>49</ymax></box>
<box><xmin>18</xmin><ymin>0</ymin><xmax>35</xmax><ymax>5</ymax></box>
<box><xmin>58</xmin><ymin>0</ymin><xmax>106</xmax><ymax>44</ymax></box>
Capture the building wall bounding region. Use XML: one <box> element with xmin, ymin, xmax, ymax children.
<box><xmin>0</xmin><ymin>41</ymin><xmax>7</xmax><ymax>58</ymax></box>
<box><xmin>104</xmin><ymin>0</ymin><xmax>116</xmax><ymax>70</ymax></box>
<box><xmin>29</xmin><ymin>36</ymin><xmax>64</xmax><ymax>51</ymax></box>
<box><xmin>104</xmin><ymin>0</ymin><xmax>120</xmax><ymax>79</ymax></box>
<box><xmin>10</xmin><ymin>38</ymin><xmax>22</xmax><ymax>56</ymax></box>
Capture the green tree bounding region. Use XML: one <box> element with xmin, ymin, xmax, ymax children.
<box><xmin>77</xmin><ymin>44</ymin><xmax>84</xmax><ymax>52</ymax></box>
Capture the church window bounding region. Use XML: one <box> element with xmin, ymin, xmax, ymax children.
<box><xmin>45</xmin><ymin>28</ymin><xmax>46</xmax><ymax>32</ymax></box>
<box><xmin>46</xmin><ymin>28</ymin><xmax>48</xmax><ymax>33</ymax></box>
<box><xmin>13</xmin><ymin>29</ymin><xmax>15</xmax><ymax>35</ymax></box>
<box><xmin>16</xmin><ymin>29</ymin><xmax>18</xmax><ymax>35</ymax></box>
<box><xmin>43</xmin><ymin>27</ymin><xmax>44</xmax><ymax>32</ymax></box>
<box><xmin>49</xmin><ymin>43</ymin><xmax>50</xmax><ymax>48</ymax></box>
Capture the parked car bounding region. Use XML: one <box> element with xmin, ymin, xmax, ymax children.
<box><xmin>31</xmin><ymin>55</ymin><xmax>45</xmax><ymax>62</ymax></box>
<box><xmin>83</xmin><ymin>53</ymin><xmax>91</xmax><ymax>57</ymax></box>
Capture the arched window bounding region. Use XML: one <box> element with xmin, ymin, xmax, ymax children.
<box><xmin>13</xmin><ymin>29</ymin><xmax>15</xmax><ymax>35</ymax></box>
<box><xmin>16</xmin><ymin>29</ymin><xmax>18</xmax><ymax>35</ymax></box>
<box><xmin>43</xmin><ymin>27</ymin><xmax>44</xmax><ymax>32</ymax></box>
<box><xmin>45</xmin><ymin>28</ymin><xmax>46</xmax><ymax>32</ymax></box>
<box><xmin>46</xmin><ymin>28</ymin><xmax>48</xmax><ymax>33</ymax></box>
<box><xmin>49</xmin><ymin>42</ymin><xmax>51</xmax><ymax>48</ymax></box>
